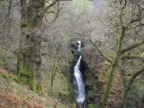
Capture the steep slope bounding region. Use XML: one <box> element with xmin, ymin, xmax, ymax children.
<box><xmin>0</xmin><ymin>68</ymin><xmax>67</xmax><ymax>108</ymax></box>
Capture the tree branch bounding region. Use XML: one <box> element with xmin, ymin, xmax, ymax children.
<box><xmin>121</xmin><ymin>40</ymin><xmax>144</xmax><ymax>54</ymax></box>
<box><xmin>44</xmin><ymin>0</ymin><xmax>59</xmax><ymax>13</ymax></box>
<box><xmin>51</xmin><ymin>2</ymin><xmax>63</xmax><ymax>23</ymax></box>
<box><xmin>121</xmin><ymin>65</ymin><xmax>144</xmax><ymax>108</ymax></box>
<box><xmin>89</xmin><ymin>39</ymin><xmax>113</xmax><ymax>63</ymax></box>
<box><xmin>121</xmin><ymin>55</ymin><xmax>144</xmax><ymax>61</ymax></box>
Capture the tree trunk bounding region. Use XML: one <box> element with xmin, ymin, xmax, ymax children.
<box><xmin>17</xmin><ymin>0</ymin><xmax>45</xmax><ymax>93</ymax></box>
<box><xmin>121</xmin><ymin>65</ymin><xmax>144</xmax><ymax>108</ymax></box>
<box><xmin>101</xmin><ymin>27</ymin><xmax>126</xmax><ymax>108</ymax></box>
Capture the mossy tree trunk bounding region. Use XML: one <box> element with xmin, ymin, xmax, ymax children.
<box><xmin>17</xmin><ymin>0</ymin><xmax>45</xmax><ymax>93</ymax></box>
<box><xmin>101</xmin><ymin>27</ymin><xmax>126</xmax><ymax>108</ymax></box>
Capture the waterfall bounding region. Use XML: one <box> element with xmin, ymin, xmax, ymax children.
<box><xmin>77</xmin><ymin>40</ymin><xmax>81</xmax><ymax>52</ymax></box>
<box><xmin>73</xmin><ymin>40</ymin><xmax>86</xmax><ymax>104</ymax></box>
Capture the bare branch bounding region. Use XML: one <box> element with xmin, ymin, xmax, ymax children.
<box><xmin>44</xmin><ymin>0</ymin><xmax>59</xmax><ymax>13</ymax></box>
<box><xmin>89</xmin><ymin>39</ymin><xmax>113</xmax><ymax>63</ymax></box>
<box><xmin>121</xmin><ymin>40</ymin><xmax>144</xmax><ymax>54</ymax></box>
<box><xmin>121</xmin><ymin>65</ymin><xmax>144</xmax><ymax>108</ymax></box>
<box><xmin>51</xmin><ymin>2</ymin><xmax>63</xmax><ymax>23</ymax></box>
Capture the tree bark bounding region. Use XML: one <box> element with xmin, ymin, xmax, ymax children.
<box><xmin>17</xmin><ymin>0</ymin><xmax>45</xmax><ymax>93</ymax></box>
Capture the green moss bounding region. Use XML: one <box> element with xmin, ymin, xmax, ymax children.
<box><xmin>18</xmin><ymin>47</ymin><xmax>45</xmax><ymax>93</ymax></box>
<box><xmin>18</xmin><ymin>66</ymin><xmax>36</xmax><ymax>91</ymax></box>
<box><xmin>29</xmin><ymin>76</ymin><xmax>36</xmax><ymax>91</ymax></box>
<box><xmin>36</xmin><ymin>83</ymin><xmax>45</xmax><ymax>94</ymax></box>
<box><xmin>18</xmin><ymin>47</ymin><xmax>37</xmax><ymax>91</ymax></box>
<box><xmin>18</xmin><ymin>74</ymin><xmax>36</xmax><ymax>91</ymax></box>
<box><xmin>17</xmin><ymin>50</ymin><xmax>23</xmax><ymax>75</ymax></box>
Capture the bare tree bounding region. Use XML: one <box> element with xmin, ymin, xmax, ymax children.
<box><xmin>90</xmin><ymin>0</ymin><xmax>144</xmax><ymax>108</ymax></box>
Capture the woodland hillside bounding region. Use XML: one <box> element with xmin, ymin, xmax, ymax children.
<box><xmin>0</xmin><ymin>0</ymin><xmax>144</xmax><ymax>108</ymax></box>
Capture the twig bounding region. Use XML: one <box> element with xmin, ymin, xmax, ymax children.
<box><xmin>121</xmin><ymin>40</ymin><xmax>144</xmax><ymax>54</ymax></box>
<box><xmin>89</xmin><ymin>39</ymin><xmax>113</xmax><ymax>63</ymax></box>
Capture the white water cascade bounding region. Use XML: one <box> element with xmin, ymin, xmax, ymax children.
<box><xmin>73</xmin><ymin>41</ymin><xmax>86</xmax><ymax>104</ymax></box>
